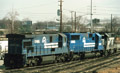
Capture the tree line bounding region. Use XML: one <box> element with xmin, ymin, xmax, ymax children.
<box><xmin>0</xmin><ymin>11</ymin><xmax>120</xmax><ymax>35</ymax></box>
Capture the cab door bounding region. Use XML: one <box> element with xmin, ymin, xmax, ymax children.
<box><xmin>58</xmin><ymin>35</ymin><xmax>63</xmax><ymax>48</ymax></box>
<box><xmin>95</xmin><ymin>34</ymin><xmax>99</xmax><ymax>49</ymax></box>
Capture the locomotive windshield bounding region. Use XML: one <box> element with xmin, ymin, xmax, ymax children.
<box><xmin>89</xmin><ymin>34</ymin><xmax>92</xmax><ymax>38</ymax></box>
<box><xmin>71</xmin><ymin>35</ymin><xmax>80</xmax><ymax>40</ymax></box>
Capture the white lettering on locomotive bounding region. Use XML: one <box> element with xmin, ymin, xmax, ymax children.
<box><xmin>34</xmin><ymin>40</ymin><xmax>40</xmax><ymax>43</ymax></box>
<box><xmin>83</xmin><ymin>37</ymin><xmax>95</xmax><ymax>47</ymax></box>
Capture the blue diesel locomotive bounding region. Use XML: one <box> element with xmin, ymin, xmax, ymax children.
<box><xmin>4</xmin><ymin>32</ymin><xmax>117</xmax><ymax>68</ymax></box>
<box><xmin>65</xmin><ymin>33</ymin><xmax>104</xmax><ymax>59</ymax></box>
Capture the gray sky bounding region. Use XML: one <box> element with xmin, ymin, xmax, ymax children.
<box><xmin>0</xmin><ymin>0</ymin><xmax>120</xmax><ymax>23</ymax></box>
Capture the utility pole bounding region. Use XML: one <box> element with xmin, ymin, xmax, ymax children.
<box><xmin>111</xmin><ymin>14</ymin><xmax>113</xmax><ymax>32</ymax></box>
<box><xmin>71</xmin><ymin>11</ymin><xmax>74</xmax><ymax>32</ymax></box>
<box><xmin>59</xmin><ymin>0</ymin><xmax>63</xmax><ymax>33</ymax></box>
<box><xmin>90</xmin><ymin>0</ymin><xmax>93</xmax><ymax>33</ymax></box>
<box><xmin>75</xmin><ymin>12</ymin><xmax>77</xmax><ymax>32</ymax></box>
<box><xmin>11</xmin><ymin>7</ymin><xmax>14</xmax><ymax>34</ymax></box>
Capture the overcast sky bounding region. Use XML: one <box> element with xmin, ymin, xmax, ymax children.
<box><xmin>0</xmin><ymin>0</ymin><xmax>120</xmax><ymax>23</ymax></box>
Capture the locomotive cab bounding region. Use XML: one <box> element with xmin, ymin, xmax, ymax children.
<box><xmin>101</xmin><ymin>33</ymin><xmax>116</xmax><ymax>55</ymax></box>
<box><xmin>4</xmin><ymin>34</ymin><xmax>25</xmax><ymax>68</ymax></box>
<box><xmin>102</xmin><ymin>33</ymin><xmax>115</xmax><ymax>49</ymax></box>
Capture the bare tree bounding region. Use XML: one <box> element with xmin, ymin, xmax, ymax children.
<box><xmin>76</xmin><ymin>16</ymin><xmax>88</xmax><ymax>32</ymax></box>
<box><xmin>5</xmin><ymin>10</ymin><xmax>19</xmax><ymax>33</ymax></box>
<box><xmin>22</xmin><ymin>18</ymin><xmax>31</xmax><ymax>21</ymax></box>
<box><xmin>112</xmin><ymin>17</ymin><xmax>120</xmax><ymax>32</ymax></box>
<box><xmin>104</xmin><ymin>17</ymin><xmax>120</xmax><ymax>33</ymax></box>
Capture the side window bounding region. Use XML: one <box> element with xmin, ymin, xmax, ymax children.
<box><xmin>71</xmin><ymin>35</ymin><xmax>80</xmax><ymax>40</ymax></box>
<box><xmin>92</xmin><ymin>37</ymin><xmax>95</xmax><ymax>40</ymax></box>
<box><xmin>89</xmin><ymin>34</ymin><xmax>92</xmax><ymax>38</ymax></box>
<box><xmin>50</xmin><ymin>36</ymin><xmax>52</xmax><ymax>42</ymax></box>
<box><xmin>24</xmin><ymin>41</ymin><xmax>32</xmax><ymax>48</ymax></box>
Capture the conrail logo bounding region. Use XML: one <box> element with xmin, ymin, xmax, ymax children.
<box><xmin>42</xmin><ymin>37</ymin><xmax>47</xmax><ymax>43</ymax></box>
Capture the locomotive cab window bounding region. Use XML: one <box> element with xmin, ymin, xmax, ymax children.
<box><xmin>71</xmin><ymin>35</ymin><xmax>80</xmax><ymax>40</ymax></box>
<box><xmin>24</xmin><ymin>41</ymin><xmax>32</xmax><ymax>48</ymax></box>
<box><xmin>89</xmin><ymin>34</ymin><xmax>92</xmax><ymax>38</ymax></box>
<box><xmin>50</xmin><ymin>36</ymin><xmax>52</xmax><ymax>42</ymax></box>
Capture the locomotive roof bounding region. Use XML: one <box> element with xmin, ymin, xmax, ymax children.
<box><xmin>59</xmin><ymin>33</ymin><xmax>67</xmax><ymax>38</ymax></box>
<box><xmin>25</xmin><ymin>34</ymin><xmax>57</xmax><ymax>38</ymax></box>
<box><xmin>25</xmin><ymin>33</ymin><xmax>66</xmax><ymax>38</ymax></box>
<box><xmin>6</xmin><ymin>34</ymin><xmax>25</xmax><ymax>38</ymax></box>
<box><xmin>96</xmin><ymin>33</ymin><xmax>101</xmax><ymax>37</ymax></box>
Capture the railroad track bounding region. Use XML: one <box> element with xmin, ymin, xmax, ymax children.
<box><xmin>55</xmin><ymin>52</ymin><xmax>120</xmax><ymax>73</ymax></box>
<box><xmin>2</xmin><ymin>58</ymin><xmax>99</xmax><ymax>73</ymax></box>
<box><xmin>39</xmin><ymin>52</ymin><xmax>120</xmax><ymax>73</ymax></box>
<box><xmin>2</xmin><ymin>51</ymin><xmax>120</xmax><ymax>73</ymax></box>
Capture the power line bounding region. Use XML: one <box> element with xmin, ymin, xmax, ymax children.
<box><xmin>20</xmin><ymin>13</ymin><xmax>56</xmax><ymax>14</ymax></box>
<box><xmin>94</xmin><ymin>5</ymin><xmax>120</xmax><ymax>9</ymax></box>
<box><xmin>63</xmin><ymin>9</ymin><xmax>87</xmax><ymax>13</ymax></box>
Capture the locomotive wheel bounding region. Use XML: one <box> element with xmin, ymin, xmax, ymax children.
<box><xmin>69</xmin><ymin>52</ymin><xmax>74</xmax><ymax>61</ymax></box>
<box><xmin>29</xmin><ymin>62</ymin><xmax>33</xmax><ymax>67</ymax></box>
<box><xmin>37</xmin><ymin>58</ymin><xmax>42</xmax><ymax>65</ymax></box>
<box><xmin>61</xmin><ymin>56</ymin><xmax>65</xmax><ymax>62</ymax></box>
<box><xmin>115</xmin><ymin>48</ymin><xmax>117</xmax><ymax>53</ymax></box>
<box><xmin>64</xmin><ymin>54</ymin><xmax>69</xmax><ymax>62</ymax></box>
<box><xmin>100</xmin><ymin>51</ymin><xmax>104</xmax><ymax>57</ymax></box>
<box><xmin>54</xmin><ymin>56</ymin><xmax>60</xmax><ymax>63</ymax></box>
<box><xmin>54</xmin><ymin>59</ymin><xmax>58</xmax><ymax>63</ymax></box>
<box><xmin>111</xmin><ymin>49</ymin><xmax>114</xmax><ymax>54</ymax></box>
<box><xmin>104</xmin><ymin>50</ymin><xmax>109</xmax><ymax>56</ymax></box>
<box><xmin>80</xmin><ymin>53</ymin><xmax>85</xmax><ymax>59</ymax></box>
<box><xmin>113</xmin><ymin>48</ymin><xmax>117</xmax><ymax>53</ymax></box>
<box><xmin>34</xmin><ymin>60</ymin><xmax>37</xmax><ymax>66</ymax></box>
<box><xmin>26</xmin><ymin>64</ymin><xmax>29</xmax><ymax>67</ymax></box>
<box><xmin>108</xmin><ymin>49</ymin><xmax>111</xmax><ymax>55</ymax></box>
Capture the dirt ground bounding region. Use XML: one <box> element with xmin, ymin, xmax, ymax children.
<box><xmin>0</xmin><ymin>59</ymin><xmax>120</xmax><ymax>73</ymax></box>
<box><xmin>97</xmin><ymin>63</ymin><xmax>120</xmax><ymax>73</ymax></box>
